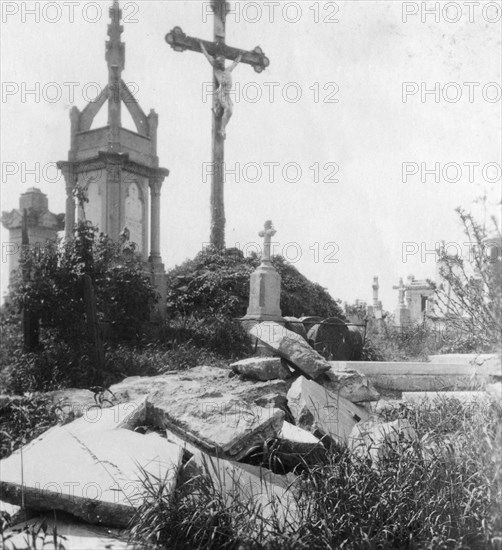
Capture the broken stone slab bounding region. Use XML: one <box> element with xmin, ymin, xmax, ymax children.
<box><xmin>0</xmin><ymin>426</ymin><xmax>182</xmax><ymax>528</ymax></box>
<box><xmin>428</xmin><ymin>353</ymin><xmax>500</xmax><ymax>365</ymax></box>
<box><xmin>183</xmin><ymin>451</ymin><xmax>299</xmax><ymax>531</ymax></box>
<box><xmin>148</xmin><ymin>386</ymin><xmax>285</xmax><ymax>460</ymax></box>
<box><xmin>330</xmin><ymin>360</ymin><xmax>501</xmax><ymax>391</ymax></box>
<box><xmin>249</xmin><ymin>322</ymin><xmax>331</xmax><ymax>379</ymax></box>
<box><xmin>111</xmin><ymin>366</ymin><xmax>292</xmax><ymax>412</ymax></box>
<box><xmin>316</xmin><ymin>364</ymin><xmax>380</xmax><ymax>403</ymax></box>
<box><xmin>348</xmin><ymin>419</ymin><xmax>417</xmax><ymax>464</ymax></box>
<box><xmin>64</xmin><ymin>398</ymin><xmax>147</xmax><ymax>435</ymax></box>
<box><xmin>230</xmin><ymin>357</ymin><xmax>291</xmax><ymax>381</ymax></box>
<box><xmin>3</xmin><ymin>515</ymin><xmax>129</xmax><ymax>550</ymax></box>
<box><xmin>279</xmin><ymin>421</ymin><xmax>320</xmax><ymax>445</ymax></box>
<box><xmin>402</xmin><ymin>391</ymin><xmax>491</xmax><ymax>405</ymax></box>
<box><xmin>287</xmin><ymin>376</ymin><xmax>369</xmax><ymax>445</ymax></box>
<box><xmin>275</xmin><ymin>421</ymin><xmax>326</xmax><ymax>467</ymax></box>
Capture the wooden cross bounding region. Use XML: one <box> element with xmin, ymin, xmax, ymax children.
<box><xmin>165</xmin><ymin>0</ymin><xmax>270</xmax><ymax>250</ymax></box>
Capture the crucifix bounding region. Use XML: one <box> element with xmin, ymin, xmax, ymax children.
<box><xmin>165</xmin><ymin>0</ymin><xmax>270</xmax><ymax>250</ymax></box>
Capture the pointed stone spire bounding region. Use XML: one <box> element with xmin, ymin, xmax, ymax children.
<box><xmin>106</xmin><ymin>1</ymin><xmax>125</xmax><ymax>149</ymax></box>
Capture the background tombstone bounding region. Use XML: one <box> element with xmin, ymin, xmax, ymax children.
<box><xmin>1</xmin><ymin>188</ymin><xmax>64</xmax><ymax>282</ymax></box>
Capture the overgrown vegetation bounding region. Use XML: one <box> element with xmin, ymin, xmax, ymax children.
<box><xmin>431</xmin><ymin>207</ymin><xmax>501</xmax><ymax>352</ymax></box>
<box><xmin>10</xmin><ymin>220</ymin><xmax>158</xmax><ymax>344</ymax></box>
<box><xmin>0</xmin><ymin>393</ymin><xmax>59</xmax><ymax>460</ymax></box>
<box><xmin>130</xmin><ymin>397</ymin><xmax>502</xmax><ymax>550</ymax></box>
<box><xmin>166</xmin><ymin>247</ymin><xmax>346</xmax><ymax>319</ymax></box>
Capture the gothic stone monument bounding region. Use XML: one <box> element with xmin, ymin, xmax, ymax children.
<box><xmin>57</xmin><ymin>1</ymin><xmax>169</xmax><ymax>313</ymax></box>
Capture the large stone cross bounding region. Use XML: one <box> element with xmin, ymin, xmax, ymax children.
<box><xmin>165</xmin><ymin>0</ymin><xmax>270</xmax><ymax>250</ymax></box>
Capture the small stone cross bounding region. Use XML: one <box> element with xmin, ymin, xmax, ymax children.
<box><xmin>393</xmin><ymin>277</ymin><xmax>406</xmax><ymax>306</ymax></box>
<box><xmin>259</xmin><ymin>220</ymin><xmax>276</xmax><ymax>264</ymax></box>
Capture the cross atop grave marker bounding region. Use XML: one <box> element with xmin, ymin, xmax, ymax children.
<box><xmin>393</xmin><ymin>277</ymin><xmax>406</xmax><ymax>306</ymax></box>
<box><xmin>165</xmin><ymin>0</ymin><xmax>270</xmax><ymax>250</ymax></box>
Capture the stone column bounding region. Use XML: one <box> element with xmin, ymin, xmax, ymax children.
<box><xmin>372</xmin><ymin>276</ymin><xmax>379</xmax><ymax>308</ymax></box>
<box><xmin>148</xmin><ymin>177</ymin><xmax>163</xmax><ymax>263</ymax></box>
<box><xmin>58</xmin><ymin>162</ymin><xmax>76</xmax><ymax>239</ymax></box>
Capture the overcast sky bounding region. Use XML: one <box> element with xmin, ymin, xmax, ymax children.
<box><xmin>1</xmin><ymin>0</ymin><xmax>501</xmax><ymax>310</ymax></box>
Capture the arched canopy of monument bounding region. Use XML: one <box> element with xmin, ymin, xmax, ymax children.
<box><xmin>81</xmin><ymin>83</ymin><xmax>149</xmax><ymax>137</ymax></box>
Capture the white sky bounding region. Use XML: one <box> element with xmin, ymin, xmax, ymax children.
<box><xmin>1</xmin><ymin>0</ymin><xmax>501</xmax><ymax>310</ymax></box>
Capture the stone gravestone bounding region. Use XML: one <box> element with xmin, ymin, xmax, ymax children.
<box><xmin>242</xmin><ymin>221</ymin><xmax>284</xmax><ymax>355</ymax></box>
<box><xmin>243</xmin><ymin>221</ymin><xmax>284</xmax><ymax>324</ymax></box>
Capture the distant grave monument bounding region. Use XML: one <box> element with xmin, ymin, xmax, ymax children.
<box><xmin>393</xmin><ymin>275</ymin><xmax>434</xmax><ymax>326</ymax></box>
<box><xmin>1</xmin><ymin>188</ymin><xmax>64</xmax><ymax>277</ymax></box>
<box><xmin>366</xmin><ymin>276</ymin><xmax>383</xmax><ymax>320</ymax></box>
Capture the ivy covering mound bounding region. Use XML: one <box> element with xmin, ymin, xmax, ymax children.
<box><xmin>166</xmin><ymin>247</ymin><xmax>346</xmax><ymax>320</ymax></box>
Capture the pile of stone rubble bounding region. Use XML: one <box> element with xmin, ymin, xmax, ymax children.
<box><xmin>1</xmin><ymin>321</ymin><xmax>499</xmax><ymax>549</ymax></box>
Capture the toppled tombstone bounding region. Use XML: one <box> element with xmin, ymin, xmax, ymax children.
<box><xmin>275</xmin><ymin>421</ymin><xmax>327</xmax><ymax>468</ymax></box>
<box><xmin>110</xmin><ymin>366</ymin><xmax>291</xmax><ymax>410</ymax></box>
<box><xmin>348</xmin><ymin>418</ymin><xmax>417</xmax><ymax>464</ymax></box>
<box><xmin>287</xmin><ymin>376</ymin><xmax>369</xmax><ymax>444</ymax></box>
<box><xmin>250</xmin><ymin>322</ymin><xmax>331</xmax><ymax>379</ymax></box>
<box><xmin>148</xmin><ymin>386</ymin><xmax>285</xmax><ymax>460</ymax></box>
<box><xmin>230</xmin><ymin>357</ymin><xmax>291</xmax><ymax>381</ymax></box>
<box><xmin>316</xmin><ymin>364</ymin><xmax>380</xmax><ymax>403</ymax></box>
<box><xmin>182</xmin><ymin>451</ymin><xmax>299</xmax><ymax>531</ymax></box>
<box><xmin>0</xmin><ymin>401</ymin><xmax>182</xmax><ymax>527</ymax></box>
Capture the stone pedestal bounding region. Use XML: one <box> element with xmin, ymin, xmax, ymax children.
<box><xmin>146</xmin><ymin>261</ymin><xmax>167</xmax><ymax>322</ymax></box>
<box><xmin>394</xmin><ymin>306</ymin><xmax>410</xmax><ymax>327</ymax></box>
<box><xmin>245</xmin><ymin>265</ymin><xmax>283</xmax><ymax>322</ymax></box>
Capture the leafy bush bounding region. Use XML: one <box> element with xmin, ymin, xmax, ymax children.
<box><xmin>431</xmin><ymin>207</ymin><xmax>501</xmax><ymax>353</ymax></box>
<box><xmin>166</xmin><ymin>247</ymin><xmax>345</xmax><ymax>319</ymax></box>
<box><xmin>0</xmin><ymin>393</ymin><xmax>59</xmax><ymax>459</ymax></box>
<box><xmin>10</xmin><ymin>221</ymin><xmax>158</xmax><ymax>345</ymax></box>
